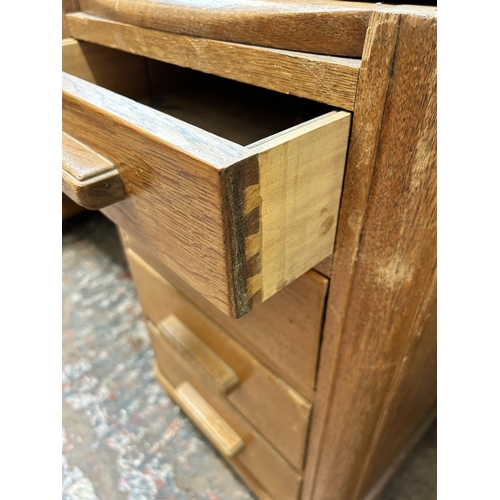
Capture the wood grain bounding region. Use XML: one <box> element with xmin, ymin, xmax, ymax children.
<box><xmin>149</xmin><ymin>326</ymin><xmax>303</xmax><ymax>500</ymax></box>
<box><xmin>222</xmin><ymin>110</ymin><xmax>350</xmax><ymax>315</ymax></box>
<box><xmin>62</xmin><ymin>0</ymin><xmax>80</xmax><ymax>38</ymax></box>
<box><xmin>78</xmin><ymin>0</ymin><xmax>372</xmax><ymax>57</ymax></box>
<box><xmin>355</xmin><ymin>264</ymin><xmax>437</xmax><ymax>500</ymax></box>
<box><xmin>62</xmin><ymin>0</ymin><xmax>70</xmax><ymax>38</ymax></box>
<box><xmin>302</xmin><ymin>12</ymin><xmax>402</xmax><ymax>498</ymax></box>
<box><xmin>62</xmin><ymin>38</ymin><xmax>150</xmax><ymax>99</ymax></box>
<box><xmin>63</xmin><ymin>67</ymin><xmax>349</xmax><ymax>316</ymax></box>
<box><xmin>172</xmin><ymin>379</ymin><xmax>245</xmax><ymax>458</ymax></box>
<box><xmin>62</xmin><ymin>71</ymin><xmax>251</xmax><ymax>316</ymax></box>
<box><xmin>248</xmin><ymin>112</ymin><xmax>350</xmax><ymax>303</ymax></box>
<box><xmin>121</xmin><ymin>230</ymin><xmax>328</xmax><ymax>402</ymax></box>
<box><xmin>66</xmin><ymin>12</ymin><xmax>361</xmax><ymax>110</ymax></box>
<box><xmin>126</xmin><ymin>249</ymin><xmax>312</xmax><ymax>471</ymax></box>
<box><xmin>303</xmin><ymin>10</ymin><xmax>437</xmax><ymax>500</ymax></box>
<box><xmin>62</xmin><ymin>131</ymin><xmax>125</xmax><ymax>209</ymax></box>
<box><xmin>62</xmin><ymin>6</ymin><xmax>82</xmax><ymax>219</ymax></box>
<box><xmin>61</xmin><ymin>5</ymin><xmax>438</xmax><ymax>498</ymax></box>
<box><xmin>158</xmin><ymin>315</ymin><xmax>239</xmax><ymax>396</ymax></box>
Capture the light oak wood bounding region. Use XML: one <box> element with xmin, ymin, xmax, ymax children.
<box><xmin>247</xmin><ymin>113</ymin><xmax>349</xmax><ymax>302</ymax></box>
<box><xmin>158</xmin><ymin>315</ymin><xmax>239</xmax><ymax>396</ymax></box>
<box><xmin>62</xmin><ymin>0</ymin><xmax>70</xmax><ymax>38</ymax></box>
<box><xmin>302</xmin><ymin>12</ymin><xmax>403</xmax><ymax>497</ymax></box>
<box><xmin>66</xmin><ymin>12</ymin><xmax>361</xmax><ymax>110</ymax></box>
<box><xmin>121</xmin><ymin>230</ymin><xmax>328</xmax><ymax>402</ymax></box>
<box><xmin>149</xmin><ymin>324</ymin><xmax>302</xmax><ymax>500</ymax></box>
<box><xmin>66</xmin><ymin>0</ymin><xmax>80</xmax><ymax>10</ymax></box>
<box><xmin>62</xmin><ymin>132</ymin><xmax>125</xmax><ymax>209</ymax></box>
<box><xmin>303</xmin><ymin>10</ymin><xmax>437</xmax><ymax>500</ymax></box>
<box><xmin>63</xmin><ymin>70</ymin><xmax>249</xmax><ymax>317</ymax></box>
<box><xmin>79</xmin><ymin>0</ymin><xmax>372</xmax><ymax>57</ymax></box>
<box><xmin>126</xmin><ymin>248</ymin><xmax>312</xmax><ymax>471</ymax></box>
<box><xmin>62</xmin><ymin>38</ymin><xmax>149</xmax><ymax>99</ymax></box>
<box><xmin>172</xmin><ymin>378</ymin><xmax>244</xmax><ymax>458</ymax></box>
<box><xmin>153</xmin><ymin>364</ymin><xmax>271</xmax><ymax>500</ymax></box>
<box><xmin>62</xmin><ymin>7</ymin><xmax>84</xmax><ymax>219</ymax></box>
<box><xmin>62</xmin><ymin>5</ymin><xmax>437</xmax><ymax>498</ymax></box>
<box><xmin>63</xmin><ymin>65</ymin><xmax>350</xmax><ymax>317</ymax></box>
<box><xmin>63</xmin><ymin>0</ymin><xmax>80</xmax><ymax>38</ymax></box>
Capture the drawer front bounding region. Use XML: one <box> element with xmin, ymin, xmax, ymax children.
<box><xmin>126</xmin><ymin>249</ymin><xmax>312</xmax><ymax>472</ymax></box>
<box><xmin>148</xmin><ymin>323</ymin><xmax>302</xmax><ymax>500</ymax></box>
<box><xmin>122</xmin><ymin>230</ymin><xmax>328</xmax><ymax>401</ymax></box>
<box><xmin>62</xmin><ymin>40</ymin><xmax>350</xmax><ymax>318</ymax></box>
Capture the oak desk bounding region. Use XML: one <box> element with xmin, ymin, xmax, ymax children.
<box><xmin>62</xmin><ymin>2</ymin><xmax>437</xmax><ymax>499</ymax></box>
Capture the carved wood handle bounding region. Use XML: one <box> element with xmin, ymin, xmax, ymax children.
<box><xmin>158</xmin><ymin>315</ymin><xmax>239</xmax><ymax>395</ymax></box>
<box><xmin>62</xmin><ymin>131</ymin><xmax>125</xmax><ymax>209</ymax></box>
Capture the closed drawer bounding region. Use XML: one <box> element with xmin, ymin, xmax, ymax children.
<box><xmin>126</xmin><ymin>248</ymin><xmax>312</xmax><ymax>472</ymax></box>
<box><xmin>149</xmin><ymin>326</ymin><xmax>302</xmax><ymax>500</ymax></box>
<box><xmin>62</xmin><ymin>40</ymin><xmax>351</xmax><ymax>318</ymax></box>
<box><xmin>122</xmin><ymin>230</ymin><xmax>328</xmax><ymax>402</ymax></box>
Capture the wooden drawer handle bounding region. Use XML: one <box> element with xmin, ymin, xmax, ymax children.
<box><xmin>62</xmin><ymin>131</ymin><xmax>125</xmax><ymax>210</ymax></box>
<box><xmin>175</xmin><ymin>381</ymin><xmax>244</xmax><ymax>458</ymax></box>
<box><xmin>158</xmin><ymin>315</ymin><xmax>239</xmax><ymax>395</ymax></box>
<box><xmin>154</xmin><ymin>363</ymin><xmax>244</xmax><ymax>459</ymax></box>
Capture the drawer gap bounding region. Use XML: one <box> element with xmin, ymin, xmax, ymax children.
<box><xmin>141</xmin><ymin>60</ymin><xmax>334</xmax><ymax>146</ymax></box>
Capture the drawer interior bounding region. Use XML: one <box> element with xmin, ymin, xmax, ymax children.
<box><xmin>64</xmin><ymin>40</ymin><xmax>334</xmax><ymax>146</ymax></box>
<box><xmin>63</xmin><ymin>39</ymin><xmax>350</xmax><ymax>318</ymax></box>
<box><xmin>143</xmin><ymin>60</ymin><xmax>333</xmax><ymax>146</ymax></box>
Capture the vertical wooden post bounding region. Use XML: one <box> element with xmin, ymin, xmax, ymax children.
<box><xmin>302</xmin><ymin>7</ymin><xmax>437</xmax><ymax>500</ymax></box>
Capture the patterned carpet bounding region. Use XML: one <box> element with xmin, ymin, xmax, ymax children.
<box><xmin>62</xmin><ymin>211</ymin><xmax>436</xmax><ymax>500</ymax></box>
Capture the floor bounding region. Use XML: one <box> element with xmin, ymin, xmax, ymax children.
<box><xmin>62</xmin><ymin>212</ymin><xmax>437</xmax><ymax>500</ymax></box>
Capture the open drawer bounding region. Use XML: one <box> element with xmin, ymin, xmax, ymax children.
<box><xmin>62</xmin><ymin>40</ymin><xmax>351</xmax><ymax>317</ymax></box>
